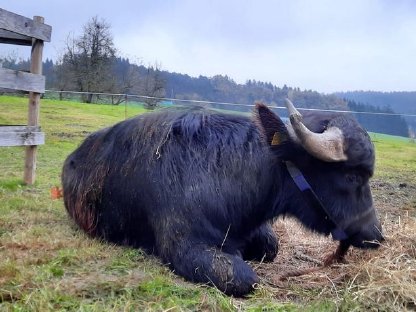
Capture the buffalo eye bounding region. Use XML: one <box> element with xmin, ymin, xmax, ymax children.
<box><xmin>345</xmin><ymin>173</ymin><xmax>363</xmax><ymax>186</ymax></box>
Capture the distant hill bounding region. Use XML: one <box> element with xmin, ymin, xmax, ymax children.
<box><xmin>344</xmin><ymin>99</ymin><xmax>409</xmax><ymax>137</ymax></box>
<box><xmin>335</xmin><ymin>91</ymin><xmax>416</xmax><ymax>114</ymax></box>
<box><xmin>335</xmin><ymin>91</ymin><xmax>415</xmax><ymax>137</ymax></box>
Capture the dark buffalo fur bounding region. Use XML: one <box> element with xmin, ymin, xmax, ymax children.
<box><xmin>62</xmin><ymin>104</ymin><xmax>383</xmax><ymax>296</ymax></box>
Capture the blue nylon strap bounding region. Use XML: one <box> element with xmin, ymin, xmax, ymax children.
<box><xmin>285</xmin><ymin>161</ymin><xmax>349</xmax><ymax>241</ymax></box>
<box><xmin>285</xmin><ymin>161</ymin><xmax>312</xmax><ymax>192</ymax></box>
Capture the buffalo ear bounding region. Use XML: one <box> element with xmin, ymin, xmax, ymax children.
<box><xmin>254</xmin><ymin>102</ymin><xmax>289</xmax><ymax>146</ymax></box>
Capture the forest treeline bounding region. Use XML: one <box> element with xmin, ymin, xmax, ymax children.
<box><xmin>345</xmin><ymin>100</ymin><xmax>409</xmax><ymax>137</ymax></box>
<box><xmin>336</xmin><ymin>91</ymin><xmax>416</xmax><ymax>114</ymax></box>
<box><xmin>1</xmin><ymin>15</ymin><xmax>411</xmax><ymax>137</ymax></box>
<box><xmin>1</xmin><ymin>56</ymin><xmax>411</xmax><ymax>137</ymax></box>
<box><xmin>337</xmin><ymin>91</ymin><xmax>415</xmax><ymax>138</ymax></box>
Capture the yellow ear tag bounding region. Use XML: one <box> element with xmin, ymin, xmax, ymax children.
<box><xmin>271</xmin><ymin>132</ymin><xmax>281</xmax><ymax>146</ymax></box>
<box><xmin>271</xmin><ymin>132</ymin><xmax>287</xmax><ymax>146</ymax></box>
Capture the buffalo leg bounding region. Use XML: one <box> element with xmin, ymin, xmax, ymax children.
<box><xmin>242</xmin><ymin>223</ymin><xmax>278</xmax><ymax>262</ymax></box>
<box><xmin>170</xmin><ymin>243</ymin><xmax>259</xmax><ymax>297</ymax></box>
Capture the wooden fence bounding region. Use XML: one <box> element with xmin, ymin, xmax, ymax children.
<box><xmin>0</xmin><ymin>8</ymin><xmax>52</xmax><ymax>184</ymax></box>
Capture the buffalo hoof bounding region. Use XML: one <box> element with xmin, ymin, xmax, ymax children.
<box><xmin>171</xmin><ymin>244</ymin><xmax>259</xmax><ymax>297</ymax></box>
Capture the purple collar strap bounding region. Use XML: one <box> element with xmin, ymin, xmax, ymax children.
<box><xmin>285</xmin><ymin>161</ymin><xmax>349</xmax><ymax>241</ymax></box>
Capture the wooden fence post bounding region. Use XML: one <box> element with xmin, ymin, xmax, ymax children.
<box><xmin>24</xmin><ymin>16</ymin><xmax>44</xmax><ymax>184</ymax></box>
<box><xmin>1</xmin><ymin>9</ymin><xmax>51</xmax><ymax>184</ymax></box>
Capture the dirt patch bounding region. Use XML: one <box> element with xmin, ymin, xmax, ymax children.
<box><xmin>371</xmin><ymin>178</ymin><xmax>416</xmax><ymax>216</ymax></box>
<box><xmin>55</xmin><ymin>265</ymin><xmax>147</xmax><ymax>298</ymax></box>
<box><xmin>50</xmin><ymin>131</ymin><xmax>91</xmax><ymax>139</ymax></box>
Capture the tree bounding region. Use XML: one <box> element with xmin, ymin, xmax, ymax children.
<box><xmin>108</xmin><ymin>58</ymin><xmax>166</xmax><ymax>107</ymax></box>
<box><xmin>53</xmin><ymin>52</ymin><xmax>77</xmax><ymax>100</ymax></box>
<box><xmin>59</xmin><ymin>16</ymin><xmax>116</xmax><ymax>103</ymax></box>
<box><xmin>137</xmin><ymin>63</ymin><xmax>165</xmax><ymax>109</ymax></box>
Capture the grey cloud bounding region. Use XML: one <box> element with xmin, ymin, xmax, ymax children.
<box><xmin>1</xmin><ymin>0</ymin><xmax>415</xmax><ymax>92</ymax></box>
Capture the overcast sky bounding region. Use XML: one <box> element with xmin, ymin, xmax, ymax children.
<box><xmin>1</xmin><ymin>0</ymin><xmax>415</xmax><ymax>93</ymax></box>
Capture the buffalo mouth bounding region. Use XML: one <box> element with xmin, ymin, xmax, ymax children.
<box><xmin>347</xmin><ymin>233</ymin><xmax>384</xmax><ymax>249</ymax></box>
<box><xmin>343</xmin><ymin>221</ymin><xmax>384</xmax><ymax>249</ymax></box>
<box><xmin>333</xmin><ymin>205</ymin><xmax>384</xmax><ymax>249</ymax></box>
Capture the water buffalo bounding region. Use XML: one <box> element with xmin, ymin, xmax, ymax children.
<box><xmin>62</xmin><ymin>99</ymin><xmax>383</xmax><ymax>296</ymax></box>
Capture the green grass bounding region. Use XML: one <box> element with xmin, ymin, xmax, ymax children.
<box><xmin>1</xmin><ymin>95</ymin><xmax>415</xmax><ymax>311</ymax></box>
<box><xmin>370</xmin><ymin>133</ymin><xmax>416</xmax><ymax>181</ymax></box>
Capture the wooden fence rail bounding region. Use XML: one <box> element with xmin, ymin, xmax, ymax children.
<box><xmin>0</xmin><ymin>67</ymin><xmax>46</xmax><ymax>93</ymax></box>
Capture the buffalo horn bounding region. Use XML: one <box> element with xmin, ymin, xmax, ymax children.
<box><xmin>285</xmin><ymin>99</ymin><xmax>348</xmax><ymax>162</ymax></box>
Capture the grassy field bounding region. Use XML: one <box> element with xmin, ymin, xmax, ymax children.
<box><xmin>0</xmin><ymin>95</ymin><xmax>415</xmax><ymax>311</ymax></box>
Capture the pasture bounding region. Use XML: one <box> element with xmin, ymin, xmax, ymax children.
<box><xmin>0</xmin><ymin>95</ymin><xmax>415</xmax><ymax>311</ymax></box>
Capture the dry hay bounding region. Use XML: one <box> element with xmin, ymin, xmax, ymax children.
<box><xmin>253</xmin><ymin>213</ymin><xmax>416</xmax><ymax>310</ymax></box>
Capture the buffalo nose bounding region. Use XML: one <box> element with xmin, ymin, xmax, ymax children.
<box><xmin>368</xmin><ymin>222</ymin><xmax>384</xmax><ymax>247</ymax></box>
<box><xmin>376</xmin><ymin>229</ymin><xmax>385</xmax><ymax>242</ymax></box>
<box><xmin>375</xmin><ymin>220</ymin><xmax>384</xmax><ymax>242</ymax></box>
